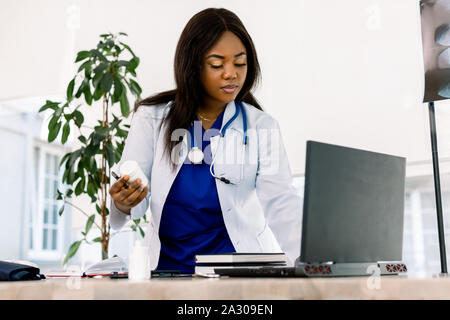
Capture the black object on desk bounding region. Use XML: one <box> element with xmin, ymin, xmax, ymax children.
<box><xmin>0</xmin><ymin>261</ymin><xmax>45</xmax><ymax>281</ymax></box>
<box><xmin>151</xmin><ymin>270</ymin><xmax>192</xmax><ymax>278</ymax></box>
<box><xmin>109</xmin><ymin>272</ymin><xmax>128</xmax><ymax>279</ymax></box>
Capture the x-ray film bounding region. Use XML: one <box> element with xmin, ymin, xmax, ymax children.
<box><xmin>421</xmin><ymin>0</ymin><xmax>450</xmax><ymax>102</ymax></box>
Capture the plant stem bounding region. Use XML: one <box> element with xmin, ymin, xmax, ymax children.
<box><xmin>63</xmin><ymin>198</ymin><xmax>102</xmax><ymax>230</ymax></box>
<box><xmin>100</xmin><ymin>92</ymin><xmax>110</xmax><ymax>259</ymax></box>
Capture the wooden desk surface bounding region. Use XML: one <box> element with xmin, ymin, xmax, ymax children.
<box><xmin>1</xmin><ymin>274</ymin><xmax>450</xmax><ymax>300</ymax></box>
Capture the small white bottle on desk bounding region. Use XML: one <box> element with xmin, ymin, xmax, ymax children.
<box><xmin>128</xmin><ymin>240</ymin><xmax>150</xmax><ymax>281</ymax></box>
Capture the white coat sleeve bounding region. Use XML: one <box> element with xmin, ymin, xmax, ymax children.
<box><xmin>255</xmin><ymin>116</ymin><xmax>302</xmax><ymax>265</ymax></box>
<box><xmin>109</xmin><ymin>106</ymin><xmax>156</xmax><ymax>230</ymax></box>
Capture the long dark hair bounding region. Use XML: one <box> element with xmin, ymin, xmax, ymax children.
<box><xmin>136</xmin><ymin>8</ymin><xmax>262</xmax><ymax>168</ymax></box>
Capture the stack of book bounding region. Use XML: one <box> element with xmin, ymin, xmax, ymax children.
<box><xmin>194</xmin><ymin>253</ymin><xmax>287</xmax><ymax>275</ymax></box>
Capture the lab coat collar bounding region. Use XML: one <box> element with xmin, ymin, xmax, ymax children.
<box><xmin>220</xmin><ymin>100</ymin><xmax>244</xmax><ymax>135</ymax></box>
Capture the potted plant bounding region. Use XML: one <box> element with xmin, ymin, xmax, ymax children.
<box><xmin>39</xmin><ymin>32</ymin><xmax>147</xmax><ymax>265</ymax></box>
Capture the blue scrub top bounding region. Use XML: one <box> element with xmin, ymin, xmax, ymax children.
<box><xmin>156</xmin><ymin>109</ymin><xmax>236</xmax><ymax>273</ymax></box>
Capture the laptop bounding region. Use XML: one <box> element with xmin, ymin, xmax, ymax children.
<box><xmin>215</xmin><ymin>141</ymin><xmax>407</xmax><ymax>277</ymax></box>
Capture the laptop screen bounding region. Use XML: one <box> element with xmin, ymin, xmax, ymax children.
<box><xmin>300</xmin><ymin>141</ymin><xmax>406</xmax><ymax>264</ymax></box>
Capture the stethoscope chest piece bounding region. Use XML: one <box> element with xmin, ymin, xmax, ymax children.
<box><xmin>188</xmin><ymin>146</ymin><xmax>204</xmax><ymax>164</ymax></box>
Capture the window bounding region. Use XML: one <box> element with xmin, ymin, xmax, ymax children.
<box><xmin>404</xmin><ymin>175</ymin><xmax>450</xmax><ymax>275</ymax></box>
<box><xmin>28</xmin><ymin>143</ymin><xmax>66</xmax><ymax>261</ymax></box>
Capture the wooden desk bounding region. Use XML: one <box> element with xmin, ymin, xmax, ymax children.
<box><xmin>0</xmin><ymin>274</ymin><xmax>449</xmax><ymax>300</ymax></box>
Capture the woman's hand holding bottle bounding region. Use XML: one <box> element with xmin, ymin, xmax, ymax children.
<box><xmin>109</xmin><ymin>175</ymin><xmax>149</xmax><ymax>215</ymax></box>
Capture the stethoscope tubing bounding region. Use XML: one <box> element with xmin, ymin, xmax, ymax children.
<box><xmin>189</xmin><ymin>101</ymin><xmax>247</xmax><ymax>185</ymax></box>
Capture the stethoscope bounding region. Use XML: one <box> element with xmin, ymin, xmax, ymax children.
<box><xmin>188</xmin><ymin>100</ymin><xmax>248</xmax><ymax>185</ymax></box>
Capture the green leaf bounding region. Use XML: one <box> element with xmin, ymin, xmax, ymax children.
<box><xmin>138</xmin><ymin>226</ymin><xmax>145</xmax><ymax>239</ymax></box>
<box><xmin>119</xmin><ymin>85</ymin><xmax>130</xmax><ymax>116</ymax></box>
<box><xmin>39</xmin><ymin>100</ymin><xmax>60</xmax><ymax>113</ymax></box>
<box><xmin>93</xmin><ymin>85</ymin><xmax>103</xmax><ymax>101</ymax></box>
<box><xmin>92</xmin><ymin>237</ymin><xmax>102</xmax><ymax>243</ymax></box>
<box><xmin>87</xmin><ymin>181</ymin><xmax>96</xmax><ymax>198</ymax></box>
<box><xmin>115</xmin><ymin>125</ymin><xmax>129</xmax><ymax>139</ymax></box>
<box><xmin>101</xmin><ymin>72</ymin><xmax>113</xmax><ymax>92</ymax></box>
<box><xmin>127</xmin><ymin>68</ymin><xmax>136</xmax><ymax>77</ymax></box>
<box><xmin>74</xmin><ymin>80</ymin><xmax>87</xmax><ymax>99</ymax></box>
<box><xmin>65</xmin><ymin>188</ymin><xmax>73</xmax><ymax>198</ymax></box>
<box><xmin>76</xmin><ymin>160</ymin><xmax>85</xmax><ymax>177</ymax></box>
<box><xmin>105</xmin><ymin>142</ymin><xmax>115</xmax><ymax>167</ymax></box>
<box><xmin>93</xmin><ymin>62</ymin><xmax>108</xmax><ymax>75</ymax></box>
<box><xmin>58</xmin><ymin>205</ymin><xmax>65</xmax><ymax>216</ymax></box>
<box><xmin>85</xmin><ymin>214</ymin><xmax>95</xmax><ymax>234</ymax></box>
<box><xmin>92</xmin><ymin>126</ymin><xmax>108</xmax><ymax>144</ymax></box>
<box><xmin>62</xmin><ymin>168</ymin><xmax>69</xmax><ymax>183</ymax></box>
<box><xmin>48</xmin><ymin>115</ymin><xmax>59</xmax><ymax>131</ymax></box>
<box><xmin>113</xmin><ymin>77</ymin><xmax>123</xmax><ymax>102</ymax></box>
<box><xmin>67</xmin><ymin>165</ymin><xmax>76</xmax><ymax>184</ymax></box>
<box><xmin>106</xmin><ymin>39</ymin><xmax>114</xmax><ymax>48</ymax></box>
<box><xmin>61</xmin><ymin>122</ymin><xmax>70</xmax><ymax>144</ymax></box>
<box><xmin>119</xmin><ymin>32</ymin><xmax>128</xmax><ymax>36</ymax></box>
<box><xmin>77</xmin><ymin>60</ymin><xmax>91</xmax><ymax>73</ymax></box>
<box><xmin>84</xmin><ymin>142</ymin><xmax>99</xmax><ymax>157</ymax></box>
<box><xmin>59</xmin><ymin>152</ymin><xmax>71</xmax><ymax>167</ymax></box>
<box><xmin>68</xmin><ymin>149</ymin><xmax>82</xmax><ymax>167</ymax></box>
<box><xmin>119</xmin><ymin>41</ymin><xmax>136</xmax><ymax>57</ymax></box>
<box><xmin>78</xmin><ymin>135</ymin><xmax>87</xmax><ymax>144</ymax></box>
<box><xmin>56</xmin><ymin>189</ymin><xmax>63</xmax><ymax>200</ymax></box>
<box><xmin>67</xmin><ymin>79</ymin><xmax>75</xmax><ymax>101</ymax></box>
<box><xmin>90</xmin><ymin>49</ymin><xmax>108</xmax><ymax>63</ymax></box>
<box><xmin>84</xmin><ymin>84</ymin><xmax>93</xmax><ymax>105</ymax></box>
<box><xmin>116</xmin><ymin>60</ymin><xmax>130</xmax><ymax>68</ymax></box>
<box><xmin>75</xmin><ymin>50</ymin><xmax>91</xmax><ymax>62</ymax></box>
<box><xmin>54</xmin><ymin>106</ymin><xmax>64</xmax><ymax>118</ymax></box>
<box><xmin>89</xmin><ymin>157</ymin><xmax>97</xmax><ymax>171</ymax></box>
<box><xmin>75</xmin><ymin>177</ymin><xmax>85</xmax><ymax>196</ymax></box>
<box><xmin>48</xmin><ymin>121</ymin><xmax>62</xmax><ymax>142</ymax></box>
<box><xmin>129</xmin><ymin>56</ymin><xmax>140</xmax><ymax>70</ymax></box>
<box><xmin>128</xmin><ymin>79</ymin><xmax>142</xmax><ymax>97</ymax></box>
<box><xmin>73</xmin><ymin>110</ymin><xmax>84</xmax><ymax>127</ymax></box>
<box><xmin>96</xmin><ymin>203</ymin><xmax>102</xmax><ymax>214</ymax></box>
<box><xmin>63</xmin><ymin>240</ymin><xmax>82</xmax><ymax>266</ymax></box>
<box><xmin>93</xmin><ymin>71</ymin><xmax>105</xmax><ymax>89</ymax></box>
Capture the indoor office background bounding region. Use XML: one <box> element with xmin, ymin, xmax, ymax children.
<box><xmin>1</xmin><ymin>0</ymin><xmax>449</xmax><ymax>275</ymax></box>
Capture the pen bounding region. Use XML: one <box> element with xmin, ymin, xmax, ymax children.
<box><xmin>111</xmin><ymin>171</ymin><xmax>129</xmax><ymax>189</ymax></box>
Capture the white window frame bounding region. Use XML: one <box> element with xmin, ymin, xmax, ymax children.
<box><xmin>28</xmin><ymin>140</ymin><xmax>67</xmax><ymax>261</ymax></box>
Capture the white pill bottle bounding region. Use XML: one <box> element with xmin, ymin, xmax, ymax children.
<box><xmin>128</xmin><ymin>240</ymin><xmax>150</xmax><ymax>281</ymax></box>
<box><xmin>120</xmin><ymin>160</ymin><xmax>148</xmax><ymax>187</ymax></box>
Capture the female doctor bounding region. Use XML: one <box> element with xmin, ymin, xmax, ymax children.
<box><xmin>109</xmin><ymin>8</ymin><xmax>302</xmax><ymax>274</ymax></box>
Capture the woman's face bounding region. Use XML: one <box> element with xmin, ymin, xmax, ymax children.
<box><xmin>200</xmin><ymin>31</ymin><xmax>248</xmax><ymax>109</ymax></box>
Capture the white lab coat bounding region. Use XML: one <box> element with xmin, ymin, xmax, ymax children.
<box><xmin>109</xmin><ymin>100</ymin><xmax>302</xmax><ymax>269</ymax></box>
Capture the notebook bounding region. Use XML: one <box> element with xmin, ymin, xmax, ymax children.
<box><xmin>45</xmin><ymin>256</ymin><xmax>128</xmax><ymax>278</ymax></box>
